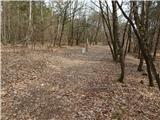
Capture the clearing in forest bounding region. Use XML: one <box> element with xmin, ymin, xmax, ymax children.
<box><xmin>1</xmin><ymin>45</ymin><xmax>160</xmax><ymax>120</ymax></box>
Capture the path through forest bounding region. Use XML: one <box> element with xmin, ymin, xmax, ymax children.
<box><xmin>1</xmin><ymin>45</ymin><xmax>160</xmax><ymax>120</ymax></box>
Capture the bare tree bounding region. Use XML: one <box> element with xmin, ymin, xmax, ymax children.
<box><xmin>116</xmin><ymin>1</ymin><xmax>160</xmax><ymax>89</ymax></box>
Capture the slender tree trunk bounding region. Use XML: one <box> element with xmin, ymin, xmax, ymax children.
<box><xmin>53</xmin><ymin>16</ymin><xmax>60</xmax><ymax>47</ymax></box>
<box><xmin>70</xmin><ymin>15</ymin><xmax>74</xmax><ymax>46</ymax></box>
<box><xmin>8</xmin><ymin>2</ymin><xmax>11</xmax><ymax>44</ymax></box>
<box><xmin>59</xmin><ymin>15</ymin><xmax>66</xmax><ymax>47</ymax></box>
<box><xmin>122</xmin><ymin>21</ymin><xmax>128</xmax><ymax>48</ymax></box>
<box><xmin>137</xmin><ymin>53</ymin><xmax>144</xmax><ymax>71</ymax></box>
<box><xmin>29</xmin><ymin>0</ymin><xmax>32</xmax><ymax>44</ymax></box>
<box><xmin>127</xmin><ymin>4</ymin><xmax>132</xmax><ymax>53</ymax></box>
<box><xmin>101</xmin><ymin>14</ymin><xmax>115</xmax><ymax>60</ymax></box>
<box><xmin>0</xmin><ymin>0</ymin><xmax>2</xmax><ymax>48</ymax></box>
<box><xmin>25</xmin><ymin>0</ymin><xmax>32</xmax><ymax>47</ymax></box>
<box><xmin>40</xmin><ymin>1</ymin><xmax>44</xmax><ymax>46</ymax></box>
<box><xmin>2</xmin><ymin>2</ymin><xmax>7</xmax><ymax>45</ymax></box>
<box><xmin>153</xmin><ymin>26</ymin><xmax>160</xmax><ymax>60</ymax></box>
<box><xmin>18</xmin><ymin>3</ymin><xmax>21</xmax><ymax>42</ymax></box>
<box><xmin>93</xmin><ymin>17</ymin><xmax>100</xmax><ymax>45</ymax></box>
<box><xmin>76</xmin><ymin>26</ymin><xmax>79</xmax><ymax>46</ymax></box>
<box><xmin>112</xmin><ymin>1</ymin><xmax>124</xmax><ymax>82</ymax></box>
<box><xmin>99</xmin><ymin>0</ymin><xmax>116</xmax><ymax>61</ymax></box>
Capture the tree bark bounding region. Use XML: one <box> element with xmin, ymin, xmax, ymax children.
<box><xmin>112</xmin><ymin>1</ymin><xmax>125</xmax><ymax>82</ymax></box>
<box><xmin>137</xmin><ymin>53</ymin><xmax>144</xmax><ymax>71</ymax></box>
<box><xmin>153</xmin><ymin>26</ymin><xmax>160</xmax><ymax>60</ymax></box>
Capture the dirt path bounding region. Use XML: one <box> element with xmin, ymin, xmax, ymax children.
<box><xmin>2</xmin><ymin>46</ymin><xmax>160</xmax><ymax>120</ymax></box>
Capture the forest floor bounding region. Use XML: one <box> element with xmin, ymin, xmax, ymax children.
<box><xmin>1</xmin><ymin>45</ymin><xmax>160</xmax><ymax>120</ymax></box>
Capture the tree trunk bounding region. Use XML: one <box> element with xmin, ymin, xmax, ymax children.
<box><xmin>127</xmin><ymin>4</ymin><xmax>132</xmax><ymax>53</ymax></box>
<box><xmin>112</xmin><ymin>1</ymin><xmax>124</xmax><ymax>82</ymax></box>
<box><xmin>137</xmin><ymin>53</ymin><xmax>144</xmax><ymax>71</ymax></box>
<box><xmin>99</xmin><ymin>0</ymin><xmax>116</xmax><ymax>61</ymax></box>
<box><xmin>40</xmin><ymin>1</ymin><xmax>44</xmax><ymax>46</ymax></box>
<box><xmin>153</xmin><ymin>26</ymin><xmax>160</xmax><ymax>60</ymax></box>
<box><xmin>58</xmin><ymin>17</ymin><xmax>65</xmax><ymax>47</ymax></box>
<box><xmin>93</xmin><ymin>17</ymin><xmax>100</xmax><ymax>45</ymax></box>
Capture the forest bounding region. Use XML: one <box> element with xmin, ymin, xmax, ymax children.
<box><xmin>1</xmin><ymin>0</ymin><xmax>160</xmax><ymax>120</ymax></box>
